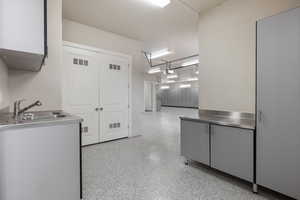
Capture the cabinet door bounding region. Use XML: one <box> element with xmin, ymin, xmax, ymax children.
<box><xmin>181</xmin><ymin>120</ymin><xmax>210</xmax><ymax>165</ymax></box>
<box><xmin>0</xmin><ymin>0</ymin><xmax>45</xmax><ymax>54</ymax></box>
<box><xmin>257</xmin><ymin>7</ymin><xmax>300</xmax><ymax>199</ymax></box>
<box><xmin>211</xmin><ymin>125</ymin><xmax>253</xmax><ymax>182</ymax></box>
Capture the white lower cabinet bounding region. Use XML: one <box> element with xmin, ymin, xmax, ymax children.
<box><xmin>62</xmin><ymin>43</ymin><xmax>131</xmax><ymax>146</ymax></box>
<box><xmin>0</xmin><ymin>122</ymin><xmax>81</xmax><ymax>200</ymax></box>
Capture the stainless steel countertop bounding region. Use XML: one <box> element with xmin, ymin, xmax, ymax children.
<box><xmin>180</xmin><ymin>109</ymin><xmax>256</xmax><ymax>130</ymax></box>
<box><xmin>0</xmin><ymin>110</ymin><xmax>83</xmax><ymax>131</ymax></box>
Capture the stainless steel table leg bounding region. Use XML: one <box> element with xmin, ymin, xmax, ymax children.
<box><xmin>253</xmin><ymin>184</ymin><xmax>258</xmax><ymax>193</ymax></box>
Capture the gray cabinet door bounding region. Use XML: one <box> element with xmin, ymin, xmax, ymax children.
<box><xmin>181</xmin><ymin>120</ymin><xmax>210</xmax><ymax>165</ymax></box>
<box><xmin>257</xmin><ymin>7</ymin><xmax>300</xmax><ymax>199</ymax></box>
<box><xmin>211</xmin><ymin>125</ymin><xmax>253</xmax><ymax>182</ymax></box>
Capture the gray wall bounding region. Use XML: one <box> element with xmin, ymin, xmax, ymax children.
<box><xmin>160</xmin><ymin>83</ymin><xmax>198</xmax><ymax>108</ymax></box>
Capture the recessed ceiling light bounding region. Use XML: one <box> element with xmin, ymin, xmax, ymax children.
<box><xmin>144</xmin><ymin>0</ymin><xmax>171</xmax><ymax>8</ymax></box>
<box><xmin>181</xmin><ymin>59</ymin><xmax>199</xmax><ymax>67</ymax></box>
<box><xmin>167</xmin><ymin>74</ymin><xmax>178</xmax><ymax>79</ymax></box>
<box><xmin>180</xmin><ymin>84</ymin><xmax>191</xmax><ymax>88</ymax></box>
<box><xmin>160</xmin><ymin>85</ymin><xmax>170</xmax><ymax>90</ymax></box>
<box><xmin>148</xmin><ymin>67</ymin><xmax>161</xmax><ymax>74</ymax></box>
<box><xmin>148</xmin><ymin>48</ymin><xmax>172</xmax><ymax>59</ymax></box>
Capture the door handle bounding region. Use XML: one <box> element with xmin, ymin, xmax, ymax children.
<box><xmin>95</xmin><ymin>107</ymin><xmax>103</xmax><ymax>112</ymax></box>
<box><xmin>258</xmin><ymin>111</ymin><xmax>263</xmax><ymax>122</ymax></box>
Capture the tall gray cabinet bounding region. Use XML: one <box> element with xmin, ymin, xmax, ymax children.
<box><xmin>257</xmin><ymin>7</ymin><xmax>300</xmax><ymax>199</ymax></box>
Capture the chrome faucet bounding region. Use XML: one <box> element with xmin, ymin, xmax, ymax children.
<box><xmin>13</xmin><ymin>99</ymin><xmax>42</xmax><ymax>120</ymax></box>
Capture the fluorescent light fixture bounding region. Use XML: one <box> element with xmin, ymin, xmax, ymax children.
<box><xmin>148</xmin><ymin>67</ymin><xmax>161</xmax><ymax>74</ymax></box>
<box><xmin>160</xmin><ymin>85</ymin><xmax>170</xmax><ymax>90</ymax></box>
<box><xmin>149</xmin><ymin>48</ymin><xmax>172</xmax><ymax>59</ymax></box>
<box><xmin>181</xmin><ymin>59</ymin><xmax>199</xmax><ymax>67</ymax></box>
<box><xmin>166</xmin><ymin>80</ymin><xmax>175</xmax><ymax>83</ymax></box>
<box><xmin>180</xmin><ymin>84</ymin><xmax>191</xmax><ymax>88</ymax></box>
<box><xmin>144</xmin><ymin>0</ymin><xmax>171</xmax><ymax>8</ymax></box>
<box><xmin>167</xmin><ymin>74</ymin><xmax>178</xmax><ymax>79</ymax></box>
<box><xmin>167</xmin><ymin>69</ymin><xmax>174</xmax><ymax>74</ymax></box>
<box><xmin>187</xmin><ymin>77</ymin><xmax>198</xmax><ymax>82</ymax></box>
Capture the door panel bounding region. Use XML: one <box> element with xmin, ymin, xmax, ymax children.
<box><xmin>181</xmin><ymin>120</ymin><xmax>210</xmax><ymax>165</ymax></box>
<box><xmin>257</xmin><ymin>7</ymin><xmax>300</xmax><ymax>199</ymax></box>
<box><xmin>63</xmin><ymin>47</ymin><xmax>99</xmax><ymax>146</ymax></box>
<box><xmin>211</xmin><ymin>125</ymin><xmax>253</xmax><ymax>182</ymax></box>
<box><xmin>99</xmin><ymin>54</ymin><xmax>129</xmax><ymax>142</ymax></box>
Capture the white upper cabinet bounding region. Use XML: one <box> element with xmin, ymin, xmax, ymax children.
<box><xmin>0</xmin><ymin>0</ymin><xmax>46</xmax><ymax>71</ymax></box>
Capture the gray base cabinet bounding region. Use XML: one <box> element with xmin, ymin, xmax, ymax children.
<box><xmin>211</xmin><ymin>125</ymin><xmax>253</xmax><ymax>182</ymax></box>
<box><xmin>181</xmin><ymin>119</ymin><xmax>254</xmax><ymax>184</ymax></box>
<box><xmin>180</xmin><ymin>120</ymin><xmax>210</xmax><ymax>165</ymax></box>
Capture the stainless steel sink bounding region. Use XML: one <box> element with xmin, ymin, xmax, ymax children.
<box><xmin>0</xmin><ymin>111</ymin><xmax>69</xmax><ymax>126</ymax></box>
<box><xmin>21</xmin><ymin>111</ymin><xmax>67</xmax><ymax>121</ymax></box>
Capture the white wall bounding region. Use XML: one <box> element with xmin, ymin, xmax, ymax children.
<box><xmin>198</xmin><ymin>0</ymin><xmax>300</xmax><ymax>113</ymax></box>
<box><xmin>8</xmin><ymin>0</ymin><xmax>63</xmax><ymax>111</ymax></box>
<box><xmin>0</xmin><ymin>59</ymin><xmax>9</xmax><ymax>109</ymax></box>
<box><xmin>62</xmin><ymin>19</ymin><xmax>145</xmax><ymax>136</ymax></box>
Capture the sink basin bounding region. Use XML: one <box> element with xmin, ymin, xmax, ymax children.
<box><xmin>21</xmin><ymin>111</ymin><xmax>67</xmax><ymax>121</ymax></box>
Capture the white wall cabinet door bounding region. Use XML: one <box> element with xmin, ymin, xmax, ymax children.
<box><xmin>98</xmin><ymin>54</ymin><xmax>129</xmax><ymax>142</ymax></box>
<box><xmin>63</xmin><ymin>47</ymin><xmax>99</xmax><ymax>146</ymax></box>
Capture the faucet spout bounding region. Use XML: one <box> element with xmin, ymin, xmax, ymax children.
<box><xmin>13</xmin><ymin>100</ymin><xmax>42</xmax><ymax>120</ymax></box>
<box><xmin>18</xmin><ymin>101</ymin><xmax>42</xmax><ymax>114</ymax></box>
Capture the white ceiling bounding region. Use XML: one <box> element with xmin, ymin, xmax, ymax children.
<box><xmin>62</xmin><ymin>0</ymin><xmax>225</xmax><ymax>63</ymax></box>
<box><xmin>179</xmin><ymin>0</ymin><xmax>225</xmax><ymax>13</ymax></box>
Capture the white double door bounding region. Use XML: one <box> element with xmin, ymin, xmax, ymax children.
<box><xmin>63</xmin><ymin>45</ymin><xmax>130</xmax><ymax>146</ymax></box>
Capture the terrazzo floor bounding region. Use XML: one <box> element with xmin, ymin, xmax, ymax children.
<box><xmin>82</xmin><ymin>107</ymin><xmax>290</xmax><ymax>200</ymax></box>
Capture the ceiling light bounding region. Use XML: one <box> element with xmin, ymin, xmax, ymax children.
<box><xmin>167</xmin><ymin>74</ymin><xmax>178</xmax><ymax>79</ymax></box>
<box><xmin>144</xmin><ymin>0</ymin><xmax>171</xmax><ymax>8</ymax></box>
<box><xmin>181</xmin><ymin>59</ymin><xmax>199</xmax><ymax>67</ymax></box>
<box><xmin>149</xmin><ymin>48</ymin><xmax>172</xmax><ymax>59</ymax></box>
<box><xmin>195</xmin><ymin>71</ymin><xmax>199</xmax><ymax>74</ymax></box>
<box><xmin>148</xmin><ymin>67</ymin><xmax>161</xmax><ymax>74</ymax></box>
<box><xmin>160</xmin><ymin>85</ymin><xmax>170</xmax><ymax>90</ymax></box>
<box><xmin>166</xmin><ymin>80</ymin><xmax>175</xmax><ymax>83</ymax></box>
<box><xmin>180</xmin><ymin>84</ymin><xmax>191</xmax><ymax>88</ymax></box>
<box><xmin>166</xmin><ymin>69</ymin><xmax>174</xmax><ymax>74</ymax></box>
<box><xmin>187</xmin><ymin>77</ymin><xmax>198</xmax><ymax>82</ymax></box>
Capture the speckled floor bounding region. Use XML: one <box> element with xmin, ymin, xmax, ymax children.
<box><xmin>82</xmin><ymin>107</ymin><xmax>289</xmax><ymax>200</ymax></box>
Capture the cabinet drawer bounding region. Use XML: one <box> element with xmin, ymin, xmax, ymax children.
<box><xmin>211</xmin><ymin>125</ymin><xmax>253</xmax><ymax>182</ymax></box>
